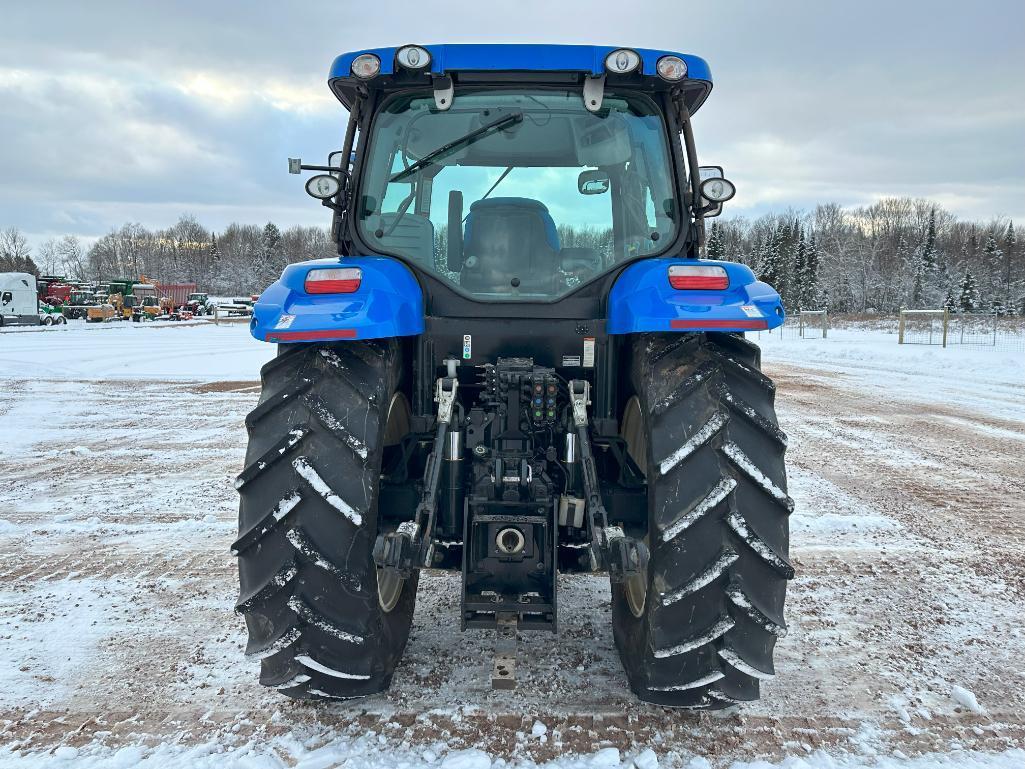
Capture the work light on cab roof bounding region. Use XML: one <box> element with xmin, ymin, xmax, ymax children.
<box><xmin>240</xmin><ymin>43</ymin><xmax>790</xmax><ymax>712</ymax></box>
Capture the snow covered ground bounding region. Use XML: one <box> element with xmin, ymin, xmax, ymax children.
<box><xmin>0</xmin><ymin>322</ymin><xmax>1023</xmax><ymax>768</ymax></box>
<box><xmin>0</xmin><ymin>318</ymin><xmax>273</xmax><ymax>382</ymax></box>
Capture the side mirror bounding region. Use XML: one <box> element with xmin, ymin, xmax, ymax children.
<box><xmin>328</xmin><ymin>150</ymin><xmax>356</xmax><ymax>172</ymax></box>
<box><xmin>578</xmin><ymin>169</ymin><xmax>610</xmax><ymax>195</ymax></box>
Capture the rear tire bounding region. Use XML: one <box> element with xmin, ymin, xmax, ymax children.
<box><xmin>233</xmin><ymin>340</ymin><xmax>419</xmax><ymax>699</ymax></box>
<box><xmin>612</xmin><ymin>333</ymin><xmax>793</xmax><ymax>708</ymax></box>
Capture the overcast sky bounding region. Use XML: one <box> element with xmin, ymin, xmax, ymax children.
<box><xmin>2</xmin><ymin>0</ymin><xmax>1023</xmax><ymax>247</ymax></box>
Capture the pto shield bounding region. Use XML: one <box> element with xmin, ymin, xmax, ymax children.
<box><xmin>251</xmin><ymin>257</ymin><xmax>424</xmax><ymax>343</ymax></box>
<box><xmin>607</xmin><ymin>258</ymin><xmax>784</xmax><ymax>334</ymax></box>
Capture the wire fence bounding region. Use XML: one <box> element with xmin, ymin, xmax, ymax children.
<box><xmin>758</xmin><ymin>310</ymin><xmax>829</xmax><ymax>340</ymax></box>
<box><xmin>753</xmin><ymin>311</ymin><xmax>1023</xmax><ymax>352</ymax></box>
<box><xmin>798</xmin><ymin>310</ymin><xmax>828</xmax><ymax>339</ymax></box>
<box><xmin>898</xmin><ymin>310</ymin><xmax>1025</xmax><ymax>351</ymax></box>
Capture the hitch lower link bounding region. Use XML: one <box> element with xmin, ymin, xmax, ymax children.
<box><xmin>568</xmin><ymin>380</ymin><xmax>649</xmax><ymax>583</ymax></box>
<box><xmin>373</xmin><ymin>376</ymin><xmax>458</xmax><ymax>578</ymax></box>
<box><xmin>373</xmin><ymin>377</ymin><xmax>648</xmax><ymax>583</ymax></box>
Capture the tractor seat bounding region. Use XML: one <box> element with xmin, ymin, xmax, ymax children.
<box><xmin>461</xmin><ymin>197</ymin><xmax>560</xmax><ymax>294</ymax></box>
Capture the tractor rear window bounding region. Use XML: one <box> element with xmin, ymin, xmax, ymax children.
<box><xmin>357</xmin><ymin>89</ymin><xmax>678</xmax><ymax>300</ymax></box>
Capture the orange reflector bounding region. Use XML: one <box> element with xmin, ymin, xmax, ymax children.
<box><xmin>305</xmin><ymin>267</ymin><xmax>361</xmax><ymax>294</ymax></box>
<box><xmin>668</xmin><ymin>265</ymin><xmax>729</xmax><ymax>290</ymax></box>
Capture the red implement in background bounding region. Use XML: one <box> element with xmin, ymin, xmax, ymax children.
<box><xmin>156</xmin><ymin>283</ymin><xmax>198</xmax><ymax>311</ymax></box>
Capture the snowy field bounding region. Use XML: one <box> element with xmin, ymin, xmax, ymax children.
<box><xmin>1</xmin><ymin>321</ymin><xmax>1023</xmax><ymax>768</ymax></box>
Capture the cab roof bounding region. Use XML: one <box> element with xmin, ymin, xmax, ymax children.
<box><xmin>328</xmin><ymin>44</ymin><xmax>712</xmax><ymax>115</ymax></box>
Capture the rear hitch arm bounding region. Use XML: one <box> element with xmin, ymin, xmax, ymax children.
<box><xmin>373</xmin><ymin>376</ymin><xmax>458</xmax><ymax>577</ymax></box>
<box><xmin>568</xmin><ymin>380</ymin><xmax>649</xmax><ymax>582</ymax></box>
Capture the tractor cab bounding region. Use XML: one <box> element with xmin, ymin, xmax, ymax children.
<box><xmin>261</xmin><ymin>45</ymin><xmax>778</xmax><ymax>342</ymax></box>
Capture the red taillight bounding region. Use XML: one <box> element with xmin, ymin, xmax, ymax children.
<box><xmin>668</xmin><ymin>265</ymin><xmax>729</xmax><ymax>290</ymax></box>
<box><xmin>304</xmin><ymin>267</ymin><xmax>362</xmax><ymax>294</ymax></box>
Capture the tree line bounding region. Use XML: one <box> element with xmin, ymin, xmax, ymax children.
<box><xmin>706</xmin><ymin>198</ymin><xmax>1020</xmax><ymax>315</ymax></box>
<box><xmin>1</xmin><ymin>196</ymin><xmax>1020</xmax><ymax>314</ymax></box>
<box><xmin>0</xmin><ymin>218</ymin><xmax>331</xmax><ymax>295</ymax></box>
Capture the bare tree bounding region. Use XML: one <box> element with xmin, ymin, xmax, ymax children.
<box><xmin>0</xmin><ymin>227</ymin><xmax>37</xmax><ymax>274</ymax></box>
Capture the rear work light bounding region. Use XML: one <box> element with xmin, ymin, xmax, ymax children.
<box><xmin>304</xmin><ymin>267</ymin><xmax>362</xmax><ymax>294</ymax></box>
<box><xmin>668</xmin><ymin>264</ymin><xmax>729</xmax><ymax>290</ymax></box>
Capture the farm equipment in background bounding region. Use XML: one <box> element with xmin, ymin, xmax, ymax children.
<box><xmin>217</xmin><ymin>297</ymin><xmax>255</xmax><ymax>317</ymax></box>
<box><xmin>36</xmin><ymin>275</ymin><xmax>68</xmax><ymax>303</ymax></box>
<box><xmin>37</xmin><ymin>301</ymin><xmax>68</xmax><ymax>326</ymax></box>
<box><xmin>110</xmin><ymin>293</ymin><xmax>135</xmax><ymax>320</ymax></box>
<box><xmin>135</xmin><ymin>295</ymin><xmax>163</xmax><ymax>321</ymax></box>
<box><xmin>234</xmin><ymin>44</ymin><xmax>790</xmax><ymax>709</ymax></box>
<box><xmin>106</xmin><ymin>279</ymin><xmax>134</xmax><ymax>299</ymax></box>
<box><xmin>124</xmin><ymin>283</ymin><xmax>158</xmax><ymax>321</ymax></box>
<box><xmin>154</xmin><ymin>280</ymin><xmax>196</xmax><ymax>311</ymax></box>
<box><xmin>86</xmin><ymin>303</ymin><xmax>116</xmax><ymax>323</ymax></box>
<box><xmin>62</xmin><ymin>290</ymin><xmax>97</xmax><ymax>320</ymax></box>
<box><xmin>151</xmin><ymin>280</ymin><xmax>197</xmax><ymax>317</ymax></box>
<box><xmin>183</xmin><ymin>292</ymin><xmax>214</xmax><ymax>316</ymax></box>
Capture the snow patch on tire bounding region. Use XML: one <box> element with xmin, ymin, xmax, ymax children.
<box><xmin>292</xmin><ymin>456</ymin><xmax>362</xmax><ymax>525</ymax></box>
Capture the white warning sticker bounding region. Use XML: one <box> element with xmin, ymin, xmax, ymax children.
<box><xmin>582</xmin><ymin>337</ymin><xmax>596</xmax><ymax>367</ymax></box>
<box><xmin>462</xmin><ymin>334</ymin><xmax>472</xmax><ymax>359</ymax></box>
<box><xmin>740</xmin><ymin>305</ymin><xmax>763</xmax><ymax>318</ymax></box>
<box><xmin>274</xmin><ymin>314</ymin><xmax>296</xmax><ymax>329</ymax></box>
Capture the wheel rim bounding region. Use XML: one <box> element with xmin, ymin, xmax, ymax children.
<box><xmin>620</xmin><ymin>396</ymin><xmax>649</xmax><ymax>618</ymax></box>
<box><xmin>377</xmin><ymin>391</ymin><xmax>411</xmax><ymax>613</ymax></box>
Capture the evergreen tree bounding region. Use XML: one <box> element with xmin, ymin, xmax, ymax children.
<box><xmin>958</xmin><ymin>269</ymin><xmax>980</xmax><ymax>313</ymax></box>
<box><xmin>262</xmin><ymin>222</ymin><xmax>282</xmax><ymax>256</ymax></box>
<box><xmin>920</xmin><ymin>207</ymin><xmax>938</xmax><ymax>272</ymax></box>
<box><xmin>982</xmin><ymin>233</ymin><xmax>1003</xmax><ymax>310</ymax></box>
<box><xmin>1004</xmin><ymin>221</ymin><xmax>1016</xmax><ymax>283</ymax></box>
<box><xmin>897</xmin><ymin>236</ymin><xmax>923</xmax><ymax>307</ymax></box>
<box><xmin>802</xmin><ymin>232</ymin><xmax>821</xmax><ymax>308</ymax></box>
<box><xmin>209</xmin><ymin>234</ymin><xmax>220</xmax><ymax>262</ymax></box>
<box><xmin>943</xmin><ymin>285</ymin><xmax>957</xmax><ymax>313</ymax></box>
<box><xmin>911</xmin><ymin>272</ymin><xmax>924</xmax><ymax>308</ymax></box>
<box><xmin>1004</xmin><ymin>222</ymin><xmax>1017</xmax><ymax>315</ymax></box>
<box><xmin>758</xmin><ymin>226</ymin><xmax>784</xmax><ymax>292</ymax></box>
<box><xmin>706</xmin><ymin>222</ymin><xmax>726</xmax><ymax>259</ymax></box>
<box><xmin>791</xmin><ymin>227</ymin><xmax>806</xmax><ymax>309</ymax></box>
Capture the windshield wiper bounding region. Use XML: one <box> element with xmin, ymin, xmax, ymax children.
<box><xmin>390</xmin><ymin>111</ymin><xmax>523</xmax><ymax>183</ymax></box>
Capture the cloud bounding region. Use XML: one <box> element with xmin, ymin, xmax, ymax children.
<box><xmin>2</xmin><ymin>0</ymin><xmax>1023</xmax><ymax>247</ymax></box>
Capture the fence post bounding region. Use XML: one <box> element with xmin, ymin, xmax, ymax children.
<box><xmin>214</xmin><ymin>306</ymin><xmax>220</xmax><ymax>326</ymax></box>
<box><xmin>823</xmin><ymin>311</ymin><xmax>828</xmax><ymax>339</ymax></box>
<box><xmin>942</xmin><ymin>309</ymin><xmax>948</xmax><ymax>348</ymax></box>
<box><xmin>898</xmin><ymin>311</ymin><xmax>905</xmax><ymax>344</ymax></box>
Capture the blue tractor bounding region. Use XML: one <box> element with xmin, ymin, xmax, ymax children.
<box><xmin>234</xmin><ymin>44</ymin><xmax>791</xmax><ymax>708</ymax></box>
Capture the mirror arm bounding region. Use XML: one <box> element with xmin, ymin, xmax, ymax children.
<box><xmin>673</xmin><ymin>91</ymin><xmax>705</xmax><ymax>252</ymax></box>
<box><xmin>675</xmin><ymin>98</ymin><xmax>704</xmax><ymax>218</ymax></box>
<box><xmin>331</xmin><ymin>94</ymin><xmax>363</xmax><ymax>248</ymax></box>
<box><xmin>298</xmin><ymin>163</ymin><xmax>344</xmax><ymax>173</ymax></box>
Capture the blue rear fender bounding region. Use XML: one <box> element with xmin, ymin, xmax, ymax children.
<box><xmin>607</xmin><ymin>258</ymin><xmax>784</xmax><ymax>334</ymax></box>
<box><xmin>251</xmin><ymin>257</ymin><xmax>424</xmax><ymax>344</ymax></box>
